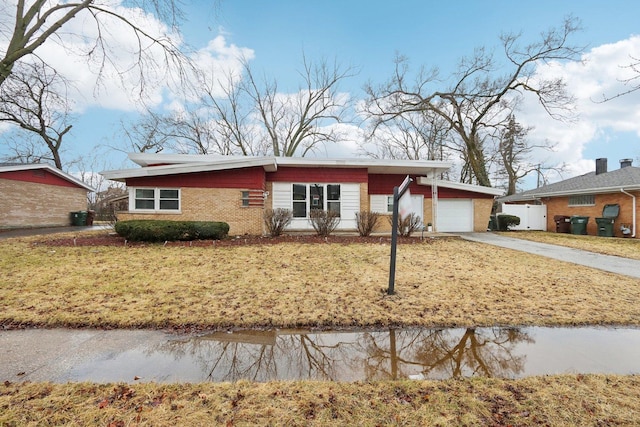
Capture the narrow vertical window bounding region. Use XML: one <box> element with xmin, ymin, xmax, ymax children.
<box><xmin>241</xmin><ymin>191</ymin><xmax>250</xmax><ymax>207</ymax></box>
<box><xmin>327</xmin><ymin>184</ymin><xmax>341</xmax><ymax>216</ymax></box>
<box><xmin>292</xmin><ymin>184</ymin><xmax>307</xmax><ymax>218</ymax></box>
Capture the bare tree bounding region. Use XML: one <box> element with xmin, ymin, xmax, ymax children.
<box><xmin>365</xmin><ymin>17</ymin><xmax>583</xmax><ymax>187</ymax></box>
<box><xmin>242</xmin><ymin>55</ymin><xmax>356</xmax><ymax>156</ymax></box>
<box><xmin>362</xmin><ymin>108</ymin><xmax>451</xmax><ymax>161</ymax></box>
<box><xmin>0</xmin><ymin>61</ymin><xmax>74</xmax><ymax>169</ymax></box>
<box><xmin>117</xmin><ymin>110</ymin><xmax>170</xmax><ymax>154</ymax></box>
<box><xmin>495</xmin><ymin>115</ymin><xmax>567</xmax><ymax>194</ymax></box>
<box><xmin>0</xmin><ymin>0</ymin><xmax>188</xmax><ymax>91</ymax></box>
<box><xmin>119</xmin><ymin>55</ymin><xmax>356</xmax><ymax>157</ymax></box>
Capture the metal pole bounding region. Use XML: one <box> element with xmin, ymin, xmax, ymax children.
<box><xmin>388</xmin><ymin>186</ymin><xmax>399</xmax><ymax>295</ymax></box>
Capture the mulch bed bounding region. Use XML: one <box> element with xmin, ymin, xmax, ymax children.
<box><xmin>38</xmin><ymin>233</ymin><xmax>446</xmax><ymax>247</ymax></box>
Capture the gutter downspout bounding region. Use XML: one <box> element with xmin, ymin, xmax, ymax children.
<box><xmin>621</xmin><ymin>189</ymin><xmax>637</xmax><ymax>238</ymax></box>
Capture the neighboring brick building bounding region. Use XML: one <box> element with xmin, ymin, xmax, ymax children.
<box><xmin>101</xmin><ymin>154</ymin><xmax>503</xmax><ymax>235</ymax></box>
<box><xmin>0</xmin><ymin>163</ymin><xmax>95</xmax><ymax>230</ymax></box>
<box><xmin>498</xmin><ymin>158</ymin><xmax>640</xmax><ymax>238</ymax></box>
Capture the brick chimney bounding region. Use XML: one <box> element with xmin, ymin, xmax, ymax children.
<box><xmin>620</xmin><ymin>158</ymin><xmax>633</xmax><ymax>168</ymax></box>
<box><xmin>595</xmin><ymin>158</ymin><xmax>608</xmax><ymax>175</ymax></box>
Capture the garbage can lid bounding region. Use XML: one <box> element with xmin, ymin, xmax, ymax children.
<box><xmin>601</xmin><ymin>204</ymin><xmax>620</xmax><ymax>219</ymax></box>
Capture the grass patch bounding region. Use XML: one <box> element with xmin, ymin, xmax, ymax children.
<box><xmin>501</xmin><ymin>230</ymin><xmax>640</xmax><ymax>260</ymax></box>
<box><xmin>1</xmin><ymin>375</ymin><xmax>639</xmax><ymax>426</ymax></box>
<box><xmin>2</xmin><ymin>235</ymin><xmax>640</xmax><ymax>329</ymax></box>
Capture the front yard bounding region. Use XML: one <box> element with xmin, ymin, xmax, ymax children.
<box><xmin>2</xmin><ymin>230</ymin><xmax>640</xmax><ymax>426</ymax></box>
<box><xmin>2</xmin><ymin>232</ymin><xmax>640</xmax><ymax>330</ymax></box>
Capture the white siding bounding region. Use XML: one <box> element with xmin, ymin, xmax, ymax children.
<box><xmin>272</xmin><ymin>182</ymin><xmax>291</xmax><ymax>210</ymax></box>
<box><xmin>370</xmin><ymin>194</ymin><xmax>423</xmax><ymax>223</ymax></box>
<box><xmin>339</xmin><ymin>183</ymin><xmax>360</xmax><ymax>229</ymax></box>
<box><xmin>271</xmin><ymin>182</ymin><xmax>360</xmax><ymax>230</ymax></box>
<box><xmin>370</xmin><ymin>195</ymin><xmax>388</xmax><ymax>213</ymax></box>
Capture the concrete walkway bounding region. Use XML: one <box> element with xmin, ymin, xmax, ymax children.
<box><xmin>460</xmin><ymin>232</ymin><xmax>640</xmax><ymax>279</ymax></box>
<box><xmin>0</xmin><ymin>225</ymin><xmax>110</xmax><ymax>239</ymax></box>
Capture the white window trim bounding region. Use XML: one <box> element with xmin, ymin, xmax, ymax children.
<box><xmin>291</xmin><ymin>183</ymin><xmax>341</xmax><ymax>218</ymax></box>
<box><xmin>130</xmin><ymin>187</ymin><xmax>181</xmax><ymax>213</ymax></box>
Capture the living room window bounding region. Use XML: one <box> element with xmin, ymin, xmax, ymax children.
<box><xmin>292</xmin><ymin>183</ymin><xmax>341</xmax><ymax>218</ymax></box>
<box><xmin>133</xmin><ymin>188</ymin><xmax>180</xmax><ymax>211</ymax></box>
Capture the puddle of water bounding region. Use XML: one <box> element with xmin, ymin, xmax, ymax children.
<box><xmin>2</xmin><ymin>327</ymin><xmax>639</xmax><ymax>383</ymax></box>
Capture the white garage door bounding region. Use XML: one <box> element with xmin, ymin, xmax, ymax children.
<box><xmin>437</xmin><ymin>199</ymin><xmax>473</xmax><ymax>232</ymax></box>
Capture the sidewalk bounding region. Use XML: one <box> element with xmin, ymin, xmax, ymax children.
<box><xmin>460</xmin><ymin>232</ymin><xmax>640</xmax><ymax>279</ymax></box>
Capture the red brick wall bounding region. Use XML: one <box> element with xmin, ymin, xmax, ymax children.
<box><xmin>526</xmin><ymin>191</ymin><xmax>640</xmax><ymax>238</ymax></box>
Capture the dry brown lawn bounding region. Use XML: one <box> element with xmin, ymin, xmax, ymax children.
<box><xmin>1</xmin><ymin>232</ymin><xmax>640</xmax><ymax>330</ymax></box>
<box><xmin>501</xmin><ymin>230</ymin><xmax>640</xmax><ymax>260</ymax></box>
<box><xmin>2</xmin><ymin>375</ymin><xmax>639</xmax><ymax>426</ymax></box>
<box><xmin>3</xmin><ymin>231</ymin><xmax>640</xmax><ymax>425</ymax></box>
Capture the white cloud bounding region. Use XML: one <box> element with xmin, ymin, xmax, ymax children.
<box><xmin>0</xmin><ymin>0</ymin><xmax>254</xmax><ymax>115</ymax></box>
<box><xmin>517</xmin><ymin>35</ymin><xmax>640</xmax><ymax>183</ymax></box>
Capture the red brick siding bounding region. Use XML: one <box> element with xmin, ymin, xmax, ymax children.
<box><xmin>515</xmin><ymin>191</ymin><xmax>640</xmax><ymax>238</ymax></box>
<box><xmin>118</xmin><ymin>187</ymin><xmax>264</xmax><ymax>235</ymax></box>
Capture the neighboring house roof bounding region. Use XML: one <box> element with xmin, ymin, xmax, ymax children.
<box><xmin>101</xmin><ymin>153</ymin><xmax>454</xmax><ymax>181</ymax></box>
<box><xmin>0</xmin><ymin>163</ymin><xmax>95</xmax><ymax>192</ymax></box>
<box><xmin>498</xmin><ymin>165</ymin><xmax>640</xmax><ymax>203</ymax></box>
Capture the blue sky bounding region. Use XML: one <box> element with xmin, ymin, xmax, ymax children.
<box><xmin>2</xmin><ymin>0</ymin><xmax>640</xmax><ymax>189</ymax></box>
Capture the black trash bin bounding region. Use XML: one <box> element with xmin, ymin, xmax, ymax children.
<box><xmin>570</xmin><ymin>216</ymin><xmax>589</xmax><ymax>235</ymax></box>
<box><xmin>86</xmin><ymin>210</ymin><xmax>95</xmax><ymax>226</ymax></box>
<box><xmin>554</xmin><ymin>215</ymin><xmax>571</xmax><ymax>233</ymax></box>
<box><xmin>70</xmin><ymin>211</ymin><xmax>88</xmax><ymax>226</ymax></box>
<box><xmin>488</xmin><ymin>215</ymin><xmax>497</xmax><ymax>231</ymax></box>
<box><xmin>596</xmin><ymin>204</ymin><xmax>620</xmax><ymax>237</ymax></box>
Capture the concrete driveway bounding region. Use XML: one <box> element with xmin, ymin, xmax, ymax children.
<box><xmin>0</xmin><ymin>225</ymin><xmax>110</xmax><ymax>239</ymax></box>
<box><xmin>460</xmin><ymin>232</ymin><xmax>640</xmax><ymax>279</ymax></box>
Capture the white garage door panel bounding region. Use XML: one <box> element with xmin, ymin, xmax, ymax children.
<box><xmin>437</xmin><ymin>199</ymin><xmax>473</xmax><ymax>232</ymax></box>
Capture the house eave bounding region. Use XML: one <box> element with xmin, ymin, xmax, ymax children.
<box><xmin>102</xmin><ymin>154</ymin><xmax>453</xmax><ymax>181</ymax></box>
<box><xmin>502</xmin><ymin>185</ymin><xmax>640</xmax><ymax>202</ymax></box>
<box><xmin>417</xmin><ymin>176</ymin><xmax>504</xmax><ymax>196</ymax></box>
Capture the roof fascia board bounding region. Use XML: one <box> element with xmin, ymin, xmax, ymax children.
<box><xmin>102</xmin><ymin>158</ymin><xmax>278</xmax><ymax>181</ymax></box>
<box><xmin>520</xmin><ymin>185</ymin><xmax>640</xmax><ymax>199</ymax></box>
<box><xmin>417</xmin><ymin>176</ymin><xmax>504</xmax><ymax>196</ymax></box>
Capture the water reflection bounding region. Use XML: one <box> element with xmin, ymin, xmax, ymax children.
<box><xmin>155</xmin><ymin>327</ymin><xmax>534</xmax><ymax>382</ymax></box>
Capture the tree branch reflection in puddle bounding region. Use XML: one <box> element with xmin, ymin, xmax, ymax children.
<box><xmin>153</xmin><ymin>327</ymin><xmax>533</xmax><ymax>382</ymax></box>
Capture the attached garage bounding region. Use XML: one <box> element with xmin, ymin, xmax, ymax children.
<box><xmin>437</xmin><ymin>199</ymin><xmax>474</xmax><ymax>232</ymax></box>
<box><xmin>416</xmin><ymin>177</ymin><xmax>505</xmax><ymax>233</ymax></box>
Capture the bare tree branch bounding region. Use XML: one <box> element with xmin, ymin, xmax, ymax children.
<box><xmin>364</xmin><ymin>17</ymin><xmax>583</xmax><ymax>187</ymax></box>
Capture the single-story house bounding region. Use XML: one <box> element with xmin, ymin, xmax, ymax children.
<box><xmin>101</xmin><ymin>153</ymin><xmax>504</xmax><ymax>235</ymax></box>
<box><xmin>0</xmin><ymin>163</ymin><xmax>95</xmax><ymax>230</ymax></box>
<box><xmin>498</xmin><ymin>158</ymin><xmax>640</xmax><ymax>238</ymax></box>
